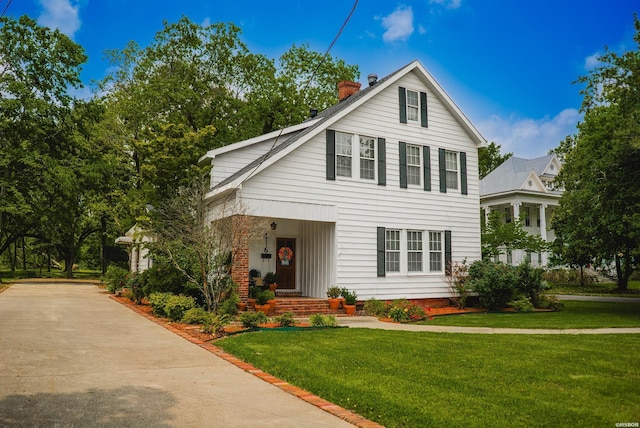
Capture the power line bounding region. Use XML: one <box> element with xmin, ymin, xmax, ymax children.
<box><xmin>1</xmin><ymin>0</ymin><xmax>13</xmax><ymax>18</ymax></box>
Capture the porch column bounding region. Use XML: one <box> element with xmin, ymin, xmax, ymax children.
<box><xmin>539</xmin><ymin>204</ymin><xmax>548</xmax><ymax>266</ymax></box>
<box><xmin>511</xmin><ymin>202</ymin><xmax>522</xmax><ymax>265</ymax></box>
<box><xmin>231</xmin><ymin>215</ymin><xmax>250</xmax><ymax>300</ymax></box>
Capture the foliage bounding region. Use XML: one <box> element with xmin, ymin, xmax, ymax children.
<box><xmin>263</xmin><ymin>272</ymin><xmax>278</xmax><ymax>285</ymax></box>
<box><xmin>482</xmin><ymin>211</ymin><xmax>549</xmax><ymax>260</ymax></box>
<box><xmin>388</xmin><ymin>306</ymin><xmax>411</xmax><ymax>322</ymax></box>
<box><xmin>446</xmin><ymin>260</ymin><xmax>470</xmax><ymax>309</ymax></box>
<box><xmin>181</xmin><ymin>307</ymin><xmax>213</xmax><ymax>325</ymax></box>
<box><xmin>552</xmin><ymin>16</ymin><xmax>640</xmax><ymax>290</ymax></box>
<box><xmin>275</xmin><ymin>312</ymin><xmax>296</xmax><ymax>327</ymax></box>
<box><xmin>217</xmin><ymin>292</ymin><xmax>240</xmax><ymax>316</ymax></box>
<box><xmin>239</xmin><ymin>311</ymin><xmax>268</xmax><ymax>328</ymax></box>
<box><xmin>536</xmin><ymin>295</ymin><xmax>565</xmax><ymax>311</ymax></box>
<box><xmin>138</xmin><ymin>255</ymin><xmax>197</xmax><ymax>298</ymax></box>
<box><xmin>326</xmin><ymin>286</ymin><xmax>342</xmax><ymax>299</ymax></box>
<box><xmin>255</xmin><ymin>289</ymin><xmax>275</xmax><ymax>305</ymax></box>
<box><xmin>542</xmin><ymin>268</ymin><xmax>596</xmax><ymax>285</ymax></box>
<box><xmin>515</xmin><ymin>261</ymin><xmax>547</xmax><ymax>307</ymax></box>
<box><xmin>363</xmin><ymin>299</ymin><xmax>388</xmax><ymax>317</ymax></box>
<box><xmin>478</xmin><ymin>142</ymin><xmax>512</xmax><ymax>179</ymax></box>
<box><xmin>341</xmin><ymin>289</ymin><xmax>358</xmax><ymax>305</ymax></box>
<box><xmin>148</xmin><ymin>292</ymin><xmax>173</xmax><ymax>317</ymax></box>
<box><xmin>509</xmin><ymin>296</ymin><xmax>535</xmax><ymax>312</ymax></box>
<box><xmin>102</xmin><ymin>265</ymin><xmax>130</xmax><ymax>293</ymax></box>
<box><xmin>128</xmin><ymin>273</ymin><xmax>144</xmax><ymax>304</ymax></box>
<box><xmin>202</xmin><ymin>313</ymin><xmax>231</xmax><ymax>335</ymax></box>
<box><xmin>363</xmin><ymin>298</ymin><xmax>428</xmax><ymax>321</ymax></box>
<box><xmin>309</xmin><ymin>314</ymin><xmax>337</xmax><ymax>327</ymax></box>
<box><xmin>163</xmin><ymin>294</ymin><xmax>196</xmax><ymax>321</ymax></box>
<box><xmin>468</xmin><ymin>260</ymin><xmax>519</xmax><ymax>310</ymax></box>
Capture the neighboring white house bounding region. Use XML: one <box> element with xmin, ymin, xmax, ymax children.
<box><xmin>479</xmin><ymin>154</ymin><xmax>563</xmax><ymax>267</ymax></box>
<box><xmin>115</xmin><ymin>224</ymin><xmax>153</xmax><ymax>273</ymax></box>
<box><xmin>200</xmin><ymin>60</ymin><xmax>486</xmax><ymax>302</ymax></box>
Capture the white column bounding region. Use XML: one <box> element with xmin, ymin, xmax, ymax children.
<box><xmin>511</xmin><ymin>202</ymin><xmax>521</xmax><ymax>265</ymax></box>
<box><xmin>539</xmin><ymin>204</ymin><xmax>548</xmax><ymax>266</ymax></box>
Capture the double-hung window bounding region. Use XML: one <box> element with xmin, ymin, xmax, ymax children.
<box><xmin>407</xmin><ymin>144</ymin><xmax>421</xmax><ymax>186</ymax></box>
<box><xmin>336</xmin><ymin>132</ymin><xmax>352</xmax><ymax>177</ymax></box>
<box><xmin>385</xmin><ymin>229</ymin><xmax>401</xmax><ymax>273</ymax></box>
<box><xmin>407</xmin><ymin>230</ymin><xmax>423</xmax><ymax>272</ymax></box>
<box><xmin>429</xmin><ymin>231</ymin><xmax>443</xmax><ymax>272</ymax></box>
<box><xmin>359</xmin><ymin>136</ymin><xmax>375</xmax><ymax>180</ymax></box>
<box><xmin>445</xmin><ymin>150</ymin><xmax>458</xmax><ymax>190</ymax></box>
<box><xmin>406</xmin><ymin>89</ymin><xmax>419</xmax><ymax>122</ymax></box>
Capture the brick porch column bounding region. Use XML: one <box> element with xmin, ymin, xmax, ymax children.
<box><xmin>231</xmin><ymin>215</ymin><xmax>250</xmax><ymax>300</ymax></box>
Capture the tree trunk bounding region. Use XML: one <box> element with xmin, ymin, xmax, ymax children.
<box><xmin>615</xmin><ymin>253</ymin><xmax>630</xmax><ymax>291</ymax></box>
<box><xmin>579</xmin><ymin>265</ymin><xmax>584</xmax><ymax>286</ymax></box>
<box><xmin>101</xmin><ymin>216</ymin><xmax>108</xmax><ymax>275</ymax></box>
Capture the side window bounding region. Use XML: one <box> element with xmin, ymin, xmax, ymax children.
<box><xmin>336</xmin><ymin>132</ymin><xmax>352</xmax><ymax>177</ymax></box>
<box><xmin>445</xmin><ymin>150</ymin><xmax>458</xmax><ymax>190</ymax></box>
<box><xmin>429</xmin><ymin>231</ymin><xmax>443</xmax><ymax>272</ymax></box>
<box><xmin>407</xmin><ymin>144</ymin><xmax>421</xmax><ymax>186</ymax></box>
<box><xmin>407</xmin><ymin>230</ymin><xmax>423</xmax><ymax>272</ymax></box>
<box><xmin>385</xmin><ymin>229</ymin><xmax>401</xmax><ymax>273</ymax></box>
<box><xmin>406</xmin><ymin>89</ymin><xmax>419</xmax><ymax>122</ymax></box>
<box><xmin>359</xmin><ymin>136</ymin><xmax>375</xmax><ymax>180</ymax></box>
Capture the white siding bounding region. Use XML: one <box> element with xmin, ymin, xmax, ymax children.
<box><xmin>235</xmin><ymin>69</ymin><xmax>482</xmax><ymax>300</ymax></box>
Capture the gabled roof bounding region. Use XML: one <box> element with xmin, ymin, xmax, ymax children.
<box><xmin>205</xmin><ymin>60</ymin><xmax>487</xmax><ymax>200</ymax></box>
<box><xmin>480</xmin><ymin>154</ymin><xmax>560</xmax><ymax>197</ymax></box>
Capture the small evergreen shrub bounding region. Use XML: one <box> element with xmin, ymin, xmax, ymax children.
<box><xmin>509</xmin><ymin>296</ymin><xmax>535</xmax><ymax>312</ymax></box>
<box><xmin>164</xmin><ymin>294</ymin><xmax>196</xmax><ymax>321</ymax></box>
<box><xmin>309</xmin><ymin>314</ymin><xmax>337</xmax><ymax>327</ymax></box>
<box><xmin>181</xmin><ymin>307</ymin><xmax>213</xmax><ymax>325</ymax></box>
<box><xmin>102</xmin><ymin>265</ymin><xmax>129</xmax><ymax>293</ymax></box>
<box><xmin>275</xmin><ymin>312</ymin><xmax>295</xmax><ymax>327</ymax></box>
<box><xmin>218</xmin><ymin>292</ymin><xmax>240</xmax><ymax>316</ymax></box>
<box><xmin>515</xmin><ymin>261</ymin><xmax>546</xmax><ymax>307</ymax></box>
<box><xmin>202</xmin><ymin>313</ymin><xmax>231</xmax><ymax>335</ymax></box>
<box><xmin>469</xmin><ymin>260</ymin><xmax>518</xmax><ymax>310</ymax></box>
<box><xmin>364</xmin><ymin>298</ymin><xmax>387</xmax><ymax>317</ymax></box>
<box><xmin>255</xmin><ymin>290</ymin><xmax>274</xmax><ymax>305</ymax></box>
<box><xmin>149</xmin><ymin>292</ymin><xmax>173</xmax><ymax>317</ymax></box>
<box><xmin>239</xmin><ymin>311</ymin><xmax>268</xmax><ymax>328</ymax></box>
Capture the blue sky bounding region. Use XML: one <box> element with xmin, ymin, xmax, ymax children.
<box><xmin>5</xmin><ymin>0</ymin><xmax>638</xmax><ymax>157</ymax></box>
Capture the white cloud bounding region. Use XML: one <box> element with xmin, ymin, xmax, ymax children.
<box><xmin>38</xmin><ymin>0</ymin><xmax>81</xmax><ymax>38</ymax></box>
<box><xmin>379</xmin><ymin>6</ymin><xmax>414</xmax><ymax>43</ymax></box>
<box><xmin>418</xmin><ymin>24</ymin><xmax>427</xmax><ymax>35</ymax></box>
<box><xmin>429</xmin><ymin>0</ymin><xmax>462</xmax><ymax>10</ymax></box>
<box><xmin>476</xmin><ymin>109</ymin><xmax>581</xmax><ymax>158</ymax></box>
<box><xmin>584</xmin><ymin>52</ymin><xmax>602</xmax><ymax>70</ymax></box>
<box><xmin>201</xmin><ymin>17</ymin><xmax>211</xmax><ymax>28</ymax></box>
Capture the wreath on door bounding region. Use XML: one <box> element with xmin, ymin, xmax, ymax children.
<box><xmin>278</xmin><ymin>246</ymin><xmax>293</xmax><ymax>266</ymax></box>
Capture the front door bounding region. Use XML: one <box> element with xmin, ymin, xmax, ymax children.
<box><xmin>276</xmin><ymin>238</ymin><xmax>295</xmax><ymax>290</ymax></box>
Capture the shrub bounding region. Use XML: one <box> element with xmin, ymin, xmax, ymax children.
<box><xmin>128</xmin><ymin>273</ymin><xmax>145</xmax><ymax>304</ymax></box>
<box><xmin>138</xmin><ymin>257</ymin><xmax>201</xmax><ymax>302</ymax></box>
<box><xmin>218</xmin><ymin>292</ymin><xmax>240</xmax><ymax>316</ymax></box>
<box><xmin>181</xmin><ymin>307</ymin><xmax>213</xmax><ymax>325</ymax></box>
<box><xmin>388</xmin><ymin>306</ymin><xmax>410</xmax><ymax>322</ymax></box>
<box><xmin>275</xmin><ymin>312</ymin><xmax>295</xmax><ymax>327</ymax></box>
<box><xmin>537</xmin><ymin>294</ymin><xmax>565</xmax><ymax>311</ymax></box>
<box><xmin>164</xmin><ymin>294</ymin><xmax>196</xmax><ymax>321</ymax></box>
<box><xmin>239</xmin><ymin>311</ymin><xmax>268</xmax><ymax>328</ymax></box>
<box><xmin>149</xmin><ymin>292</ymin><xmax>173</xmax><ymax>317</ymax></box>
<box><xmin>389</xmin><ymin>299</ymin><xmax>427</xmax><ymax>321</ymax></box>
<box><xmin>469</xmin><ymin>260</ymin><xmax>518</xmax><ymax>310</ymax></box>
<box><xmin>515</xmin><ymin>261</ymin><xmax>547</xmax><ymax>307</ymax></box>
<box><xmin>447</xmin><ymin>260</ymin><xmax>470</xmax><ymax>309</ymax></box>
<box><xmin>255</xmin><ymin>289</ymin><xmax>274</xmax><ymax>305</ymax></box>
<box><xmin>309</xmin><ymin>314</ymin><xmax>337</xmax><ymax>327</ymax></box>
<box><xmin>509</xmin><ymin>296</ymin><xmax>535</xmax><ymax>312</ymax></box>
<box><xmin>364</xmin><ymin>299</ymin><xmax>387</xmax><ymax>317</ymax></box>
<box><xmin>102</xmin><ymin>265</ymin><xmax>129</xmax><ymax>293</ymax></box>
<box><xmin>342</xmin><ymin>289</ymin><xmax>358</xmax><ymax>305</ymax></box>
<box><xmin>326</xmin><ymin>286</ymin><xmax>342</xmax><ymax>298</ymax></box>
<box><xmin>202</xmin><ymin>313</ymin><xmax>231</xmax><ymax>335</ymax></box>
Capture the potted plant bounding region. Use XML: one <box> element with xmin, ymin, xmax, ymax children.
<box><xmin>254</xmin><ymin>289</ymin><xmax>274</xmax><ymax>315</ymax></box>
<box><xmin>342</xmin><ymin>289</ymin><xmax>358</xmax><ymax>315</ymax></box>
<box><xmin>264</xmin><ymin>272</ymin><xmax>278</xmax><ymax>292</ymax></box>
<box><xmin>248</xmin><ymin>286</ymin><xmax>258</xmax><ymax>308</ymax></box>
<box><xmin>326</xmin><ymin>286</ymin><xmax>342</xmax><ymax>311</ymax></box>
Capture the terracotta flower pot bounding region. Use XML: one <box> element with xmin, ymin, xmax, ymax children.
<box><xmin>255</xmin><ymin>304</ymin><xmax>270</xmax><ymax>314</ymax></box>
<box><xmin>237</xmin><ymin>302</ymin><xmax>247</xmax><ymax>311</ymax></box>
<box><xmin>328</xmin><ymin>298</ymin><xmax>341</xmax><ymax>311</ymax></box>
<box><xmin>344</xmin><ymin>304</ymin><xmax>356</xmax><ymax>315</ymax></box>
<box><xmin>268</xmin><ymin>299</ymin><xmax>277</xmax><ymax>314</ymax></box>
<box><xmin>269</xmin><ymin>283</ymin><xmax>278</xmax><ymax>292</ymax></box>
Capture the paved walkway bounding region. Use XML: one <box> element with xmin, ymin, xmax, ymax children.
<box><xmin>0</xmin><ymin>282</ymin><xmax>358</xmax><ymax>427</ymax></box>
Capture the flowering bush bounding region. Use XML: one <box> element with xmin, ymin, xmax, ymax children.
<box><xmin>364</xmin><ymin>298</ymin><xmax>428</xmax><ymax>322</ymax></box>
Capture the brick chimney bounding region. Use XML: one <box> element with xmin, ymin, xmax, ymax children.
<box><xmin>338</xmin><ymin>80</ymin><xmax>361</xmax><ymax>101</ymax></box>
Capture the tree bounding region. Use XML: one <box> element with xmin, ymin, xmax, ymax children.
<box><xmin>552</xmin><ymin>15</ymin><xmax>640</xmax><ymax>290</ymax></box>
<box><xmin>478</xmin><ymin>142</ymin><xmax>512</xmax><ymax>179</ymax></box>
<box><xmin>482</xmin><ymin>211</ymin><xmax>549</xmax><ymax>261</ymax></box>
<box><xmin>0</xmin><ymin>15</ymin><xmax>87</xmax><ymax>277</ymax></box>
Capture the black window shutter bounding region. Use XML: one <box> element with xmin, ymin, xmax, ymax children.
<box><xmin>423</xmin><ymin>146</ymin><xmax>431</xmax><ymax>191</ymax></box>
<box><xmin>399</xmin><ymin>87</ymin><xmax>407</xmax><ymax>124</ymax></box>
<box><xmin>460</xmin><ymin>151</ymin><xmax>468</xmax><ymax>195</ymax></box>
<box><xmin>420</xmin><ymin>91</ymin><xmax>428</xmax><ymax>128</ymax></box>
<box><xmin>444</xmin><ymin>230</ymin><xmax>452</xmax><ymax>276</ymax></box>
<box><xmin>326</xmin><ymin>130</ymin><xmax>335</xmax><ymax>180</ymax></box>
<box><xmin>399</xmin><ymin>142</ymin><xmax>407</xmax><ymax>189</ymax></box>
<box><xmin>377</xmin><ymin>227</ymin><xmax>386</xmax><ymax>277</ymax></box>
<box><xmin>438</xmin><ymin>148</ymin><xmax>446</xmax><ymax>193</ymax></box>
<box><xmin>378</xmin><ymin>138</ymin><xmax>386</xmax><ymax>186</ymax></box>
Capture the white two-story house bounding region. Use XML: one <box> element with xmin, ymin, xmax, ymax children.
<box><xmin>200</xmin><ymin>60</ymin><xmax>486</xmax><ymax>303</ymax></box>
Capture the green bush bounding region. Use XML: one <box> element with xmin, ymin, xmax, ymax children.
<box><xmin>181</xmin><ymin>307</ymin><xmax>213</xmax><ymax>325</ymax></box>
<box><xmin>516</xmin><ymin>261</ymin><xmax>546</xmax><ymax>307</ymax></box>
<box><xmin>342</xmin><ymin>289</ymin><xmax>358</xmax><ymax>305</ymax></box>
<box><xmin>537</xmin><ymin>295</ymin><xmax>565</xmax><ymax>311</ymax></box>
<box><xmin>275</xmin><ymin>312</ymin><xmax>295</xmax><ymax>327</ymax></box>
<box><xmin>326</xmin><ymin>286</ymin><xmax>342</xmax><ymax>298</ymax></box>
<box><xmin>202</xmin><ymin>313</ymin><xmax>231</xmax><ymax>335</ymax></box>
<box><xmin>469</xmin><ymin>260</ymin><xmax>518</xmax><ymax>310</ymax></box>
<box><xmin>149</xmin><ymin>292</ymin><xmax>173</xmax><ymax>317</ymax></box>
<box><xmin>309</xmin><ymin>314</ymin><xmax>337</xmax><ymax>327</ymax></box>
<box><xmin>509</xmin><ymin>296</ymin><xmax>535</xmax><ymax>312</ymax></box>
<box><xmin>164</xmin><ymin>294</ymin><xmax>196</xmax><ymax>321</ymax></box>
<box><xmin>364</xmin><ymin>298</ymin><xmax>387</xmax><ymax>317</ymax></box>
<box><xmin>218</xmin><ymin>292</ymin><xmax>240</xmax><ymax>316</ymax></box>
<box><xmin>239</xmin><ymin>311</ymin><xmax>268</xmax><ymax>328</ymax></box>
<box><xmin>138</xmin><ymin>257</ymin><xmax>202</xmax><ymax>304</ymax></box>
<box><xmin>102</xmin><ymin>265</ymin><xmax>129</xmax><ymax>293</ymax></box>
<box><xmin>255</xmin><ymin>289</ymin><xmax>274</xmax><ymax>305</ymax></box>
<box><xmin>389</xmin><ymin>306</ymin><xmax>410</xmax><ymax>322</ymax></box>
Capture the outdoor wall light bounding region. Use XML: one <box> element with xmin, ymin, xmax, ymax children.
<box><xmin>270</xmin><ymin>222</ymin><xmax>277</xmax><ymax>230</ymax></box>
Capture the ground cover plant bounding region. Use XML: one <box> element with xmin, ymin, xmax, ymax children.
<box><xmin>217</xmin><ymin>329</ymin><xmax>639</xmax><ymax>427</ymax></box>
<box><xmin>419</xmin><ymin>300</ymin><xmax>640</xmax><ymax>329</ymax></box>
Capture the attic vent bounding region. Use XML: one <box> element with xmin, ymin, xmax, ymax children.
<box><xmin>310</xmin><ymin>108</ymin><xmax>318</xmax><ymax>118</ymax></box>
<box><xmin>367</xmin><ymin>73</ymin><xmax>378</xmax><ymax>86</ymax></box>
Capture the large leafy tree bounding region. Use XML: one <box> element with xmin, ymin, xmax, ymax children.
<box><xmin>481</xmin><ymin>211</ymin><xmax>549</xmax><ymax>260</ymax></box>
<box><xmin>0</xmin><ymin>15</ymin><xmax>87</xmax><ymax>275</ymax></box>
<box><xmin>552</xmin><ymin>15</ymin><xmax>640</xmax><ymax>290</ymax></box>
<box><xmin>478</xmin><ymin>142</ymin><xmax>512</xmax><ymax>179</ymax></box>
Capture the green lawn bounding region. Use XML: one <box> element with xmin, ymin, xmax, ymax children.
<box><xmin>217</xmin><ymin>329</ymin><xmax>640</xmax><ymax>427</ymax></box>
<box><xmin>548</xmin><ymin>280</ymin><xmax>640</xmax><ymax>296</ymax></box>
<box><xmin>420</xmin><ymin>300</ymin><xmax>640</xmax><ymax>329</ymax></box>
<box><xmin>0</xmin><ymin>269</ymin><xmax>101</xmax><ymax>282</ymax></box>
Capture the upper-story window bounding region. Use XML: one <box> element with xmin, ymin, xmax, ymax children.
<box><xmin>336</xmin><ymin>132</ymin><xmax>352</xmax><ymax>177</ymax></box>
<box><xmin>359</xmin><ymin>136</ymin><xmax>376</xmax><ymax>180</ymax></box>
<box><xmin>445</xmin><ymin>150</ymin><xmax>458</xmax><ymax>190</ymax></box>
<box><xmin>399</xmin><ymin>87</ymin><xmax>427</xmax><ymax>127</ymax></box>
<box><xmin>406</xmin><ymin>90</ymin><xmax>419</xmax><ymax>122</ymax></box>
<box><xmin>407</xmin><ymin>144</ymin><xmax>422</xmax><ymax>186</ymax></box>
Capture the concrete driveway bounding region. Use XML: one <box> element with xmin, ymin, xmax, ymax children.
<box><xmin>0</xmin><ymin>282</ymin><xmax>353</xmax><ymax>427</ymax></box>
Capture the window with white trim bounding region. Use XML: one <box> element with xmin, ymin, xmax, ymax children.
<box><xmin>406</xmin><ymin>89</ymin><xmax>419</xmax><ymax>122</ymax></box>
<box><xmin>524</xmin><ymin>206</ymin><xmax>531</xmax><ymax>227</ymax></box>
<box><xmin>385</xmin><ymin>229</ymin><xmax>401</xmax><ymax>272</ymax></box>
<box><xmin>429</xmin><ymin>231</ymin><xmax>443</xmax><ymax>272</ymax></box>
<box><xmin>407</xmin><ymin>144</ymin><xmax>421</xmax><ymax>186</ymax></box>
<box><xmin>359</xmin><ymin>135</ymin><xmax>375</xmax><ymax>180</ymax></box>
<box><xmin>445</xmin><ymin>150</ymin><xmax>458</xmax><ymax>190</ymax></box>
<box><xmin>336</xmin><ymin>132</ymin><xmax>352</xmax><ymax>177</ymax></box>
<box><xmin>407</xmin><ymin>230</ymin><xmax>423</xmax><ymax>272</ymax></box>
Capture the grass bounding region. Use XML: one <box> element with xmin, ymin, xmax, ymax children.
<box><xmin>548</xmin><ymin>280</ymin><xmax>640</xmax><ymax>296</ymax></box>
<box><xmin>420</xmin><ymin>300</ymin><xmax>640</xmax><ymax>329</ymax></box>
<box><xmin>0</xmin><ymin>269</ymin><xmax>101</xmax><ymax>282</ymax></box>
<box><xmin>217</xmin><ymin>329</ymin><xmax>640</xmax><ymax>427</ymax></box>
